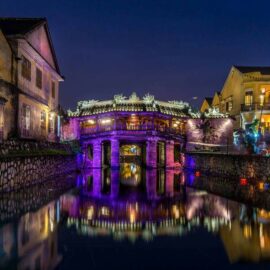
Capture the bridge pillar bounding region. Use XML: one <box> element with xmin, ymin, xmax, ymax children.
<box><xmin>92</xmin><ymin>139</ymin><xmax>102</xmax><ymax>168</ymax></box>
<box><xmin>146</xmin><ymin>169</ymin><xmax>157</xmax><ymax>199</ymax></box>
<box><xmin>146</xmin><ymin>139</ymin><xmax>157</xmax><ymax>168</ymax></box>
<box><xmin>166</xmin><ymin>170</ymin><xmax>174</xmax><ymax>197</ymax></box>
<box><xmin>111</xmin><ymin>138</ymin><xmax>120</xmax><ymax>168</ymax></box>
<box><xmin>111</xmin><ymin>169</ymin><xmax>120</xmax><ymax>198</ymax></box>
<box><xmin>166</xmin><ymin>140</ymin><xmax>175</xmax><ymax>168</ymax></box>
<box><xmin>93</xmin><ymin>169</ymin><xmax>102</xmax><ymax>197</ymax></box>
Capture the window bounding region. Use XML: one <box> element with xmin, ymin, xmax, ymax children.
<box><xmin>0</xmin><ymin>104</ymin><xmax>4</xmax><ymax>142</ymax></box>
<box><xmin>226</xmin><ymin>101</ymin><xmax>233</xmax><ymax>112</ymax></box>
<box><xmin>49</xmin><ymin>113</ymin><xmax>54</xmax><ymax>133</ymax></box>
<box><xmin>245</xmin><ymin>90</ymin><xmax>253</xmax><ymax>106</ymax></box>
<box><xmin>22</xmin><ymin>104</ymin><xmax>31</xmax><ymax>136</ymax></box>
<box><xmin>260</xmin><ymin>94</ymin><xmax>265</xmax><ymax>106</ymax></box>
<box><xmin>40</xmin><ymin>111</ymin><xmax>46</xmax><ymax>131</ymax></box>
<box><xmin>51</xmin><ymin>81</ymin><xmax>55</xmax><ymax>99</ymax></box>
<box><xmin>36</xmin><ymin>68</ymin><xmax>42</xmax><ymax>89</ymax></box>
<box><xmin>21</xmin><ymin>55</ymin><xmax>31</xmax><ymax>81</ymax></box>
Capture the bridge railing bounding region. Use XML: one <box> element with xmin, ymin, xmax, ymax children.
<box><xmin>80</xmin><ymin>124</ymin><xmax>184</xmax><ymax>136</ymax></box>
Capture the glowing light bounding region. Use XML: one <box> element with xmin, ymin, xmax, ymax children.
<box><xmin>101</xmin><ymin>206</ymin><xmax>109</xmax><ymax>216</ymax></box>
<box><xmin>87</xmin><ymin>206</ymin><xmax>94</xmax><ymax>220</ymax></box>
<box><xmin>101</xmin><ymin>119</ymin><xmax>111</xmax><ymax>124</ymax></box>
<box><xmin>129</xmin><ymin>210</ymin><xmax>136</xmax><ymax>223</ymax></box>
<box><xmin>240</xmin><ymin>178</ymin><xmax>247</xmax><ymax>186</ymax></box>
<box><xmin>49</xmin><ymin>112</ymin><xmax>55</xmax><ymax>120</ymax></box>
<box><xmin>172</xmin><ymin>205</ymin><xmax>180</xmax><ymax>219</ymax></box>
<box><xmin>87</xmin><ymin>119</ymin><xmax>95</xmax><ymax>124</ymax></box>
<box><xmin>265</xmin><ymin>183</ymin><xmax>270</xmax><ymax>190</ymax></box>
<box><xmin>262</xmin><ymin>88</ymin><xmax>266</xmax><ymax>94</ymax></box>
<box><xmin>243</xmin><ymin>224</ymin><xmax>252</xmax><ymax>239</ymax></box>
<box><xmin>259</xmin><ymin>182</ymin><xmax>264</xmax><ymax>190</ymax></box>
<box><xmin>260</xmin><ymin>236</ymin><xmax>265</xmax><ymax>248</ymax></box>
<box><xmin>195</xmin><ymin>171</ymin><xmax>200</xmax><ymax>177</ymax></box>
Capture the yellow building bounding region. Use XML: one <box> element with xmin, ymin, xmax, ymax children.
<box><xmin>0</xmin><ymin>18</ymin><xmax>64</xmax><ymax>142</ymax></box>
<box><xmin>201</xmin><ymin>66</ymin><xmax>270</xmax><ymax>131</ymax></box>
<box><xmin>200</xmin><ymin>97</ymin><xmax>213</xmax><ymax>113</ymax></box>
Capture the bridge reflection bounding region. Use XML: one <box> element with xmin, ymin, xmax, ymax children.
<box><xmin>2</xmin><ymin>167</ymin><xmax>270</xmax><ymax>269</ymax></box>
<box><xmin>62</xmin><ymin>187</ymin><xmax>270</xmax><ymax>263</ymax></box>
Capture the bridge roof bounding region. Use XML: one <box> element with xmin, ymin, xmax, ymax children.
<box><xmin>68</xmin><ymin>93</ymin><xmax>228</xmax><ymax>119</ymax></box>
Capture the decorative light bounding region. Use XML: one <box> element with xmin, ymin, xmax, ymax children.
<box><xmin>265</xmin><ymin>183</ymin><xmax>270</xmax><ymax>190</ymax></box>
<box><xmin>258</xmin><ymin>182</ymin><xmax>264</xmax><ymax>190</ymax></box>
<box><xmin>195</xmin><ymin>171</ymin><xmax>200</xmax><ymax>177</ymax></box>
<box><xmin>87</xmin><ymin>119</ymin><xmax>95</xmax><ymax>124</ymax></box>
<box><xmin>49</xmin><ymin>112</ymin><xmax>55</xmax><ymax>120</ymax></box>
<box><xmin>101</xmin><ymin>119</ymin><xmax>111</xmax><ymax>124</ymax></box>
<box><xmin>240</xmin><ymin>178</ymin><xmax>247</xmax><ymax>186</ymax></box>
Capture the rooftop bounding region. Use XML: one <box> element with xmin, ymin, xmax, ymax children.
<box><xmin>0</xmin><ymin>17</ymin><xmax>46</xmax><ymax>36</ymax></box>
<box><xmin>68</xmin><ymin>93</ymin><xmax>228</xmax><ymax>118</ymax></box>
<box><xmin>234</xmin><ymin>65</ymin><xmax>270</xmax><ymax>75</ymax></box>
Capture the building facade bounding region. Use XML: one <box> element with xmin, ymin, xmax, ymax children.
<box><xmin>0</xmin><ymin>18</ymin><xmax>63</xmax><ymax>142</ymax></box>
<box><xmin>200</xmin><ymin>66</ymin><xmax>270</xmax><ymax>132</ymax></box>
<box><xmin>63</xmin><ymin>93</ymin><xmax>233</xmax><ymax>169</ymax></box>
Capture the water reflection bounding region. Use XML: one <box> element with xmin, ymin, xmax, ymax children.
<box><xmin>2</xmin><ymin>165</ymin><xmax>270</xmax><ymax>269</ymax></box>
<box><xmin>0</xmin><ymin>201</ymin><xmax>61</xmax><ymax>270</ymax></box>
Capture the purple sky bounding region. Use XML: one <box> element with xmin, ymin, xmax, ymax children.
<box><xmin>1</xmin><ymin>0</ymin><xmax>270</xmax><ymax>109</ymax></box>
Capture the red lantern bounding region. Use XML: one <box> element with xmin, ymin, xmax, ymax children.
<box><xmin>240</xmin><ymin>178</ymin><xmax>247</xmax><ymax>186</ymax></box>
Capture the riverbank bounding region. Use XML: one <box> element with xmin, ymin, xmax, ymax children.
<box><xmin>0</xmin><ymin>140</ymin><xmax>80</xmax><ymax>193</ymax></box>
<box><xmin>184</xmin><ymin>152</ymin><xmax>270</xmax><ymax>180</ymax></box>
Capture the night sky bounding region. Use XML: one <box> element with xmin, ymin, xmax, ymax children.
<box><xmin>1</xmin><ymin>0</ymin><xmax>270</xmax><ymax>110</ymax></box>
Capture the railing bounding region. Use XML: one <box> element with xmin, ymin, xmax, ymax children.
<box><xmin>241</xmin><ymin>103</ymin><xmax>270</xmax><ymax>112</ymax></box>
<box><xmin>81</xmin><ymin>124</ymin><xmax>184</xmax><ymax>136</ymax></box>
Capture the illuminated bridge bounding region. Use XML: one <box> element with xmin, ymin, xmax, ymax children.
<box><xmin>62</xmin><ymin>93</ymin><xmax>231</xmax><ymax>169</ymax></box>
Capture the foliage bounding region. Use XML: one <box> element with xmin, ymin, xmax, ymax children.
<box><xmin>197</xmin><ymin>118</ymin><xmax>218</xmax><ymax>143</ymax></box>
<box><xmin>233</xmin><ymin>119</ymin><xmax>259</xmax><ymax>154</ymax></box>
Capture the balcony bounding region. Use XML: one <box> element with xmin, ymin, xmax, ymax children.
<box><xmin>80</xmin><ymin>123</ymin><xmax>184</xmax><ymax>137</ymax></box>
<box><xmin>241</xmin><ymin>103</ymin><xmax>270</xmax><ymax>112</ymax></box>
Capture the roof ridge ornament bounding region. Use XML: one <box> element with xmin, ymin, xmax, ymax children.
<box><xmin>77</xmin><ymin>100</ymin><xmax>98</xmax><ymax>109</ymax></box>
<box><xmin>168</xmin><ymin>100</ymin><xmax>189</xmax><ymax>109</ymax></box>
<box><xmin>129</xmin><ymin>92</ymin><xmax>140</xmax><ymax>102</ymax></box>
<box><xmin>114</xmin><ymin>94</ymin><xmax>127</xmax><ymax>103</ymax></box>
<box><xmin>143</xmin><ymin>93</ymin><xmax>155</xmax><ymax>104</ymax></box>
<box><xmin>204</xmin><ymin>107</ymin><xmax>227</xmax><ymax>118</ymax></box>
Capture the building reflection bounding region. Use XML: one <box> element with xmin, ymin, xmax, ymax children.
<box><xmin>3</xmin><ymin>166</ymin><xmax>270</xmax><ymax>268</ymax></box>
<box><xmin>63</xmin><ymin>165</ymin><xmax>270</xmax><ymax>264</ymax></box>
<box><xmin>0</xmin><ymin>200</ymin><xmax>62</xmax><ymax>270</ymax></box>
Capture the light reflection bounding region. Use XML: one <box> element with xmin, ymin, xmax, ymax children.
<box><xmin>3</xmin><ymin>167</ymin><xmax>270</xmax><ymax>268</ymax></box>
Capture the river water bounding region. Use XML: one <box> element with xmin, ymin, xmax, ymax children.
<box><xmin>1</xmin><ymin>163</ymin><xmax>270</xmax><ymax>269</ymax></box>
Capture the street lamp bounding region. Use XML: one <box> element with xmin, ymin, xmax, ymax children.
<box><xmin>258</xmin><ymin>88</ymin><xmax>266</xmax><ymax>137</ymax></box>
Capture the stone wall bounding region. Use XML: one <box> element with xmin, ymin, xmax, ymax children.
<box><xmin>0</xmin><ymin>154</ymin><xmax>78</xmax><ymax>192</ymax></box>
<box><xmin>0</xmin><ymin>140</ymin><xmax>80</xmax><ymax>193</ymax></box>
<box><xmin>0</xmin><ymin>172</ymin><xmax>78</xmax><ymax>223</ymax></box>
<box><xmin>184</xmin><ymin>153</ymin><xmax>270</xmax><ymax>180</ymax></box>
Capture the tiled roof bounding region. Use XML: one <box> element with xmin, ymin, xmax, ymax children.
<box><xmin>0</xmin><ymin>17</ymin><xmax>46</xmax><ymax>36</ymax></box>
<box><xmin>234</xmin><ymin>66</ymin><xmax>270</xmax><ymax>75</ymax></box>
<box><xmin>205</xmin><ymin>97</ymin><xmax>213</xmax><ymax>105</ymax></box>
<box><xmin>0</xmin><ymin>17</ymin><xmax>61</xmax><ymax>75</ymax></box>
<box><xmin>77</xmin><ymin>101</ymin><xmax>191</xmax><ymax>118</ymax></box>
